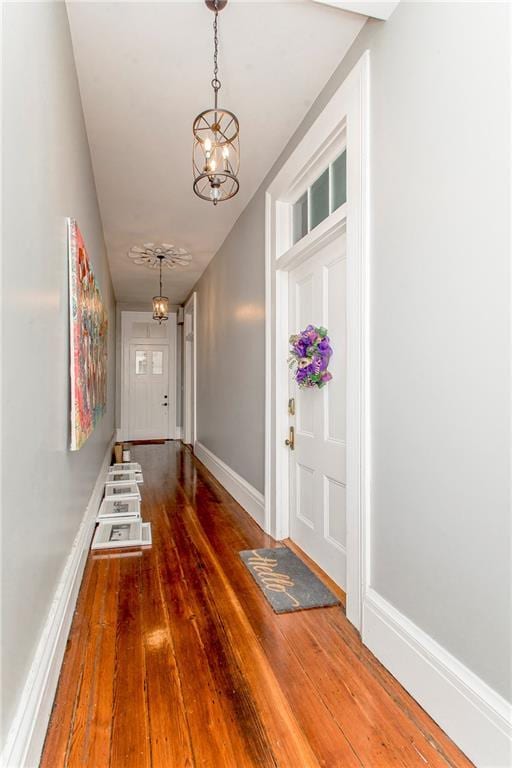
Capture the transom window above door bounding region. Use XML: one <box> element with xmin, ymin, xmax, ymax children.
<box><xmin>292</xmin><ymin>150</ymin><xmax>347</xmax><ymax>246</ymax></box>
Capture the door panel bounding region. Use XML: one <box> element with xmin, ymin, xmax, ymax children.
<box><xmin>288</xmin><ymin>235</ymin><xmax>347</xmax><ymax>588</ymax></box>
<box><xmin>324</xmin><ymin>475</ymin><xmax>346</xmax><ymax>549</ymax></box>
<box><xmin>128</xmin><ymin>344</ymin><xmax>169</xmax><ymax>439</ymax></box>
<box><xmin>297</xmin><ymin>464</ymin><xmax>315</xmax><ymax>528</ymax></box>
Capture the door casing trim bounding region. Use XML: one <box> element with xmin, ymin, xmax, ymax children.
<box><xmin>264</xmin><ymin>52</ymin><xmax>370</xmax><ymax>631</ymax></box>
<box><xmin>120</xmin><ymin>310</ymin><xmax>178</xmax><ymax>441</ymax></box>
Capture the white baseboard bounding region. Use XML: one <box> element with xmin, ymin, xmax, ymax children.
<box><xmin>175</xmin><ymin>426</ymin><xmax>183</xmax><ymax>440</ymax></box>
<box><xmin>194</xmin><ymin>441</ymin><xmax>265</xmax><ymax>529</ymax></box>
<box><xmin>1</xmin><ymin>435</ymin><xmax>115</xmax><ymax>768</ymax></box>
<box><xmin>363</xmin><ymin>588</ymin><xmax>512</xmax><ymax>768</ymax></box>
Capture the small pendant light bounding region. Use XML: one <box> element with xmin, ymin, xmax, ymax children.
<box><xmin>152</xmin><ymin>254</ymin><xmax>169</xmax><ymax>323</ymax></box>
<box><xmin>192</xmin><ymin>0</ymin><xmax>240</xmax><ymax>205</ymax></box>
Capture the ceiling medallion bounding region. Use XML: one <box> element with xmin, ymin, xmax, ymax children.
<box><xmin>192</xmin><ymin>0</ymin><xmax>240</xmax><ymax>205</ymax></box>
<box><xmin>128</xmin><ymin>243</ymin><xmax>192</xmax><ymax>269</ymax></box>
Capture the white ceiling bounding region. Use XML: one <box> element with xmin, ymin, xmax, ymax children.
<box><xmin>67</xmin><ymin>1</ymin><xmax>365</xmax><ymax>304</ymax></box>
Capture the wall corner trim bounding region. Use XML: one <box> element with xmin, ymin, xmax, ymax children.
<box><xmin>1</xmin><ymin>435</ymin><xmax>115</xmax><ymax>768</ymax></box>
<box><xmin>363</xmin><ymin>588</ymin><xmax>512</xmax><ymax>768</ymax></box>
<box><xmin>194</xmin><ymin>441</ymin><xmax>265</xmax><ymax>529</ymax></box>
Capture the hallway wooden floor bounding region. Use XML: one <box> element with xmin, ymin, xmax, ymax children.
<box><xmin>41</xmin><ymin>442</ymin><xmax>473</xmax><ymax>768</ymax></box>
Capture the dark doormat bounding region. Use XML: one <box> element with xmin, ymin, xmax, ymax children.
<box><xmin>130</xmin><ymin>439</ymin><xmax>166</xmax><ymax>445</ymax></box>
<box><xmin>239</xmin><ymin>546</ymin><xmax>341</xmax><ymax>614</ymax></box>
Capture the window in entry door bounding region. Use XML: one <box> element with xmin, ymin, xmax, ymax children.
<box><xmin>135</xmin><ymin>351</ymin><xmax>148</xmax><ymax>374</ymax></box>
<box><xmin>152</xmin><ymin>351</ymin><xmax>163</xmax><ymax>374</ymax></box>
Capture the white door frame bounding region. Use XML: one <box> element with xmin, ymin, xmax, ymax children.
<box><xmin>264</xmin><ymin>52</ymin><xmax>370</xmax><ymax>631</ymax></box>
<box><xmin>120</xmin><ymin>310</ymin><xmax>178</xmax><ymax>441</ymax></box>
<box><xmin>183</xmin><ymin>292</ymin><xmax>197</xmax><ymax>447</ymax></box>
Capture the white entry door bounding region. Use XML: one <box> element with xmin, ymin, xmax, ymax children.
<box><xmin>128</xmin><ymin>344</ymin><xmax>170</xmax><ymax>440</ymax></box>
<box><xmin>288</xmin><ymin>234</ymin><xmax>347</xmax><ymax>587</ymax></box>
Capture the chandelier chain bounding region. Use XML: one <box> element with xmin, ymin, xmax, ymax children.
<box><xmin>213</xmin><ymin>5</ymin><xmax>218</xmax><ymax>82</ymax></box>
<box><xmin>212</xmin><ymin>0</ymin><xmax>221</xmax><ymax>106</ymax></box>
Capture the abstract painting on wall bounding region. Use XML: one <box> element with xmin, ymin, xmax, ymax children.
<box><xmin>68</xmin><ymin>218</ymin><xmax>108</xmax><ymax>450</ymax></box>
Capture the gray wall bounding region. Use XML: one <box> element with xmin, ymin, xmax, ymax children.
<box><xmin>193</xmin><ymin>1</ymin><xmax>510</xmax><ymax>700</ymax></box>
<box><xmin>194</xmin><ymin>192</ymin><xmax>266</xmax><ymax>492</ymax></box>
<box><xmin>1</xmin><ymin>1</ymin><xmax>116</xmax><ymax>744</ymax></box>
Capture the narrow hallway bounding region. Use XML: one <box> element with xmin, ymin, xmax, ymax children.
<box><xmin>41</xmin><ymin>443</ymin><xmax>473</xmax><ymax>768</ymax></box>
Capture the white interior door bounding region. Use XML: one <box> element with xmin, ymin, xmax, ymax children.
<box><xmin>128</xmin><ymin>344</ymin><xmax>170</xmax><ymax>440</ymax></box>
<box><xmin>288</xmin><ymin>234</ymin><xmax>347</xmax><ymax>587</ymax></box>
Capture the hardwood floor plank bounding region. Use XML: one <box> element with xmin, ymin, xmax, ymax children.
<box><xmin>41</xmin><ymin>442</ymin><xmax>474</xmax><ymax>768</ymax></box>
<box><xmin>140</xmin><ymin>552</ymin><xmax>194</xmax><ymax>768</ymax></box>
<box><xmin>65</xmin><ymin>559</ymin><xmax>114</xmax><ymax>767</ymax></box>
<box><xmin>40</xmin><ymin>560</ymin><xmax>99</xmax><ymax>768</ymax></box>
<box><xmin>322</xmin><ymin>609</ymin><xmax>472</xmax><ymax>768</ymax></box>
<box><xmin>169</xmin><ymin>501</ymin><xmax>322</xmax><ymax>768</ymax></box>
<box><xmin>173</xmin><ymin>487</ymin><xmax>361</xmax><ymax>768</ymax></box>
<box><xmin>185</xmin><ymin>481</ymin><xmax>417</xmax><ymax>766</ymax></box>
<box><xmin>281</xmin><ymin>610</ymin><xmax>440</xmax><ymax>766</ymax></box>
<box><xmin>74</xmin><ymin>557</ymin><xmax>119</xmax><ymax>767</ymax></box>
<box><xmin>181</xmin><ymin>501</ymin><xmax>361</xmax><ymax>766</ymax></box>
<box><xmin>109</xmin><ymin>555</ymin><xmax>151</xmax><ymax>768</ymax></box>
<box><xmin>156</xmin><ymin>503</ymin><xmax>277</xmax><ymax>767</ymax></box>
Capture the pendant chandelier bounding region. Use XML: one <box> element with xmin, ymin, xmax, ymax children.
<box><xmin>192</xmin><ymin>0</ymin><xmax>240</xmax><ymax>205</ymax></box>
<box><xmin>152</xmin><ymin>254</ymin><xmax>169</xmax><ymax>323</ymax></box>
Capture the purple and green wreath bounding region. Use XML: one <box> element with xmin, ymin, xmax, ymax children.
<box><xmin>288</xmin><ymin>325</ymin><xmax>333</xmax><ymax>389</ymax></box>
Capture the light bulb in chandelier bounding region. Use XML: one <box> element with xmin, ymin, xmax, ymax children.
<box><xmin>192</xmin><ymin>0</ymin><xmax>240</xmax><ymax>205</ymax></box>
<box><xmin>210</xmin><ymin>181</ymin><xmax>222</xmax><ymax>205</ymax></box>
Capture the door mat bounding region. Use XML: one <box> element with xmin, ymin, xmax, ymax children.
<box><xmin>130</xmin><ymin>439</ymin><xmax>166</xmax><ymax>445</ymax></box>
<box><xmin>239</xmin><ymin>546</ymin><xmax>340</xmax><ymax>614</ymax></box>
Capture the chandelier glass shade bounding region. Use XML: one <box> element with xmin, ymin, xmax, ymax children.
<box><xmin>152</xmin><ymin>255</ymin><xmax>169</xmax><ymax>324</ymax></box>
<box><xmin>193</xmin><ymin>0</ymin><xmax>240</xmax><ymax>205</ymax></box>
